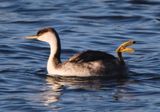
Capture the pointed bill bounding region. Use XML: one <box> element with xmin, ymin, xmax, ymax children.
<box><xmin>121</xmin><ymin>40</ymin><xmax>136</xmax><ymax>48</ymax></box>
<box><xmin>121</xmin><ymin>48</ymin><xmax>135</xmax><ymax>53</ymax></box>
<box><xmin>116</xmin><ymin>40</ymin><xmax>136</xmax><ymax>53</ymax></box>
<box><xmin>25</xmin><ymin>35</ymin><xmax>38</xmax><ymax>39</ymax></box>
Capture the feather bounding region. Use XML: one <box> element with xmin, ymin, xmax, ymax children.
<box><xmin>69</xmin><ymin>50</ymin><xmax>116</xmax><ymax>63</ymax></box>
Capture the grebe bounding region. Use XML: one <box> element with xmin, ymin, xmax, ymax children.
<box><xmin>26</xmin><ymin>27</ymin><xmax>135</xmax><ymax>77</ymax></box>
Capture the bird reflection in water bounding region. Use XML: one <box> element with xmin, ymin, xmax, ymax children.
<box><xmin>42</xmin><ymin>75</ymin><xmax>130</xmax><ymax>105</ymax></box>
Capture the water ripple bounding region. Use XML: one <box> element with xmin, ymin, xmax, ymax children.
<box><xmin>0</xmin><ymin>0</ymin><xmax>160</xmax><ymax>112</ymax></box>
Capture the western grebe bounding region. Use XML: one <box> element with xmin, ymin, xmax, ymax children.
<box><xmin>26</xmin><ymin>27</ymin><xmax>135</xmax><ymax>77</ymax></box>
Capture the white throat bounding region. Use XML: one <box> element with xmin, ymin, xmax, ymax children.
<box><xmin>40</xmin><ymin>32</ymin><xmax>61</xmax><ymax>74</ymax></box>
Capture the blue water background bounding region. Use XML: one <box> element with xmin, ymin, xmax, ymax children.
<box><xmin>0</xmin><ymin>0</ymin><xmax>160</xmax><ymax>111</ymax></box>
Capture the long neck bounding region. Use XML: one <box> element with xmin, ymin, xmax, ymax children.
<box><xmin>117</xmin><ymin>52</ymin><xmax>125</xmax><ymax>65</ymax></box>
<box><xmin>47</xmin><ymin>33</ymin><xmax>61</xmax><ymax>74</ymax></box>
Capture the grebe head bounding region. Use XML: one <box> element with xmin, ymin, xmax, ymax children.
<box><xmin>116</xmin><ymin>40</ymin><xmax>136</xmax><ymax>53</ymax></box>
<box><xmin>26</xmin><ymin>27</ymin><xmax>59</xmax><ymax>44</ymax></box>
<box><xmin>115</xmin><ymin>40</ymin><xmax>136</xmax><ymax>64</ymax></box>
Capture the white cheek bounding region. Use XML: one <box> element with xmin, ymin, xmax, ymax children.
<box><xmin>37</xmin><ymin>36</ymin><xmax>46</xmax><ymax>42</ymax></box>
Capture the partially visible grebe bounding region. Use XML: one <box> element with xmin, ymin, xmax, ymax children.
<box><xmin>26</xmin><ymin>27</ymin><xmax>135</xmax><ymax>77</ymax></box>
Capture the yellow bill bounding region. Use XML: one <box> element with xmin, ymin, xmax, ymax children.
<box><xmin>25</xmin><ymin>35</ymin><xmax>38</xmax><ymax>39</ymax></box>
<box><xmin>116</xmin><ymin>40</ymin><xmax>136</xmax><ymax>53</ymax></box>
<box><xmin>121</xmin><ymin>48</ymin><xmax>135</xmax><ymax>53</ymax></box>
<box><xmin>121</xmin><ymin>40</ymin><xmax>135</xmax><ymax>48</ymax></box>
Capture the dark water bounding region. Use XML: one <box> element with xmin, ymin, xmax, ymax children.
<box><xmin>0</xmin><ymin>0</ymin><xmax>160</xmax><ymax>111</ymax></box>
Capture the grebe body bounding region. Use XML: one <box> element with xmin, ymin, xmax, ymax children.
<box><xmin>26</xmin><ymin>27</ymin><xmax>135</xmax><ymax>77</ymax></box>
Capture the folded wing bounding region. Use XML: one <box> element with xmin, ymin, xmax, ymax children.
<box><xmin>69</xmin><ymin>50</ymin><xmax>117</xmax><ymax>63</ymax></box>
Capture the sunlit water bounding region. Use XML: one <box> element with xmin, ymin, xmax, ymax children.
<box><xmin>0</xmin><ymin>0</ymin><xmax>160</xmax><ymax>112</ymax></box>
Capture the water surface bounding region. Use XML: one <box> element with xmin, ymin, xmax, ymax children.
<box><xmin>0</xmin><ymin>0</ymin><xmax>160</xmax><ymax>111</ymax></box>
